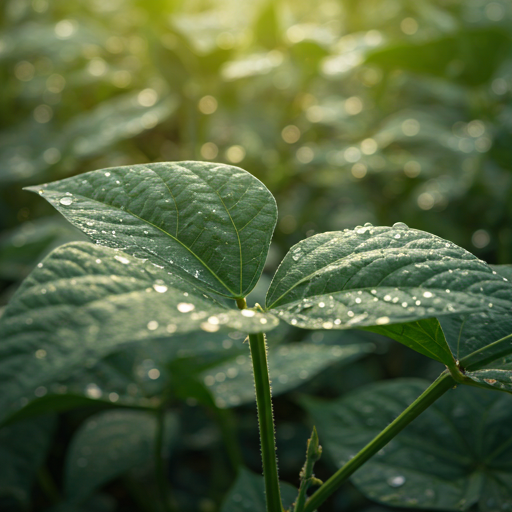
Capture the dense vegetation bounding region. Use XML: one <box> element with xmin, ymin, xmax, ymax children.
<box><xmin>1</xmin><ymin>1</ymin><xmax>512</xmax><ymax>511</ymax></box>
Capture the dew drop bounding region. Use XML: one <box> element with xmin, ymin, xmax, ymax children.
<box><xmin>147</xmin><ymin>320</ymin><xmax>159</xmax><ymax>330</ymax></box>
<box><xmin>388</xmin><ymin>475</ymin><xmax>405</xmax><ymax>487</ymax></box>
<box><xmin>241</xmin><ymin>309</ymin><xmax>255</xmax><ymax>317</ymax></box>
<box><xmin>423</xmin><ymin>291</ymin><xmax>433</xmax><ymax>298</ymax></box>
<box><xmin>177</xmin><ymin>302</ymin><xmax>195</xmax><ymax>313</ymax></box>
<box><xmin>153</xmin><ymin>283</ymin><xmax>168</xmax><ymax>293</ymax></box>
<box><xmin>394</xmin><ymin>234</ymin><xmax>401</xmax><ymax>239</ymax></box>
<box><xmin>114</xmin><ymin>255</ymin><xmax>130</xmax><ymax>265</ymax></box>
<box><xmin>393</xmin><ymin>222</ymin><xmax>408</xmax><ymax>229</ymax></box>
<box><xmin>376</xmin><ymin>316</ymin><xmax>390</xmax><ymax>325</ymax></box>
<box><xmin>59</xmin><ymin>196</ymin><xmax>73</xmax><ymax>206</ymax></box>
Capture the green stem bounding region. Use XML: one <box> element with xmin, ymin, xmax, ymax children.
<box><xmin>303</xmin><ymin>372</ymin><xmax>456</xmax><ymax>512</ymax></box>
<box><xmin>294</xmin><ymin>427</ymin><xmax>322</xmax><ymax>512</ymax></box>
<box><xmin>155</xmin><ymin>408</ymin><xmax>176</xmax><ymax>512</ymax></box>
<box><xmin>249</xmin><ymin>331</ymin><xmax>283</xmax><ymax>512</ymax></box>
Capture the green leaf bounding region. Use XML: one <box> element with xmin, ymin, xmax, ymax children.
<box><xmin>365</xmin><ymin>28</ymin><xmax>511</xmax><ymax>86</ymax></box>
<box><xmin>302</xmin><ymin>379</ymin><xmax>512</xmax><ymax>511</ymax></box>
<box><xmin>201</xmin><ymin>343</ymin><xmax>374</xmax><ymax>408</ymax></box>
<box><xmin>266</xmin><ymin>225</ymin><xmax>511</xmax><ymax>335</ymax></box>
<box><xmin>221</xmin><ymin>467</ymin><xmax>297</xmax><ymax>512</ymax></box>
<box><xmin>0</xmin><ymin>416</ymin><xmax>55</xmax><ymax>509</ymax></box>
<box><xmin>438</xmin><ymin>265</ymin><xmax>512</xmax><ymax>371</ymax></box>
<box><xmin>0</xmin><ymin>242</ymin><xmax>277</xmax><ymax>424</ymax></box>
<box><xmin>367</xmin><ymin>318</ymin><xmax>455</xmax><ymax>366</ymax></box>
<box><xmin>27</xmin><ymin>161</ymin><xmax>278</xmax><ymax>299</ymax></box>
<box><xmin>64</xmin><ymin>409</ymin><xmax>178</xmax><ymax>503</ymax></box>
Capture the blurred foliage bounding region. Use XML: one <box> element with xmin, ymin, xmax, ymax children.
<box><xmin>1</xmin><ymin>0</ymin><xmax>512</xmax><ymax>510</ymax></box>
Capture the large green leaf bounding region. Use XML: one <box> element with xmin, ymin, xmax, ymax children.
<box><xmin>27</xmin><ymin>162</ymin><xmax>278</xmax><ymax>299</ymax></box>
<box><xmin>0</xmin><ymin>416</ymin><xmax>55</xmax><ymax>509</ymax></box>
<box><xmin>220</xmin><ymin>467</ymin><xmax>297</xmax><ymax>512</ymax></box>
<box><xmin>201</xmin><ymin>342</ymin><xmax>374</xmax><ymax>408</ymax></box>
<box><xmin>0</xmin><ymin>242</ymin><xmax>277</xmax><ymax>424</ymax></box>
<box><xmin>303</xmin><ymin>379</ymin><xmax>512</xmax><ymax>511</ymax></box>
<box><xmin>64</xmin><ymin>409</ymin><xmax>178</xmax><ymax>503</ymax></box>
<box><xmin>266</xmin><ymin>225</ymin><xmax>511</xmax><ymax>336</ymax></box>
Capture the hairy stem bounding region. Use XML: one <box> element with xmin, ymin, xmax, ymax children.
<box><xmin>294</xmin><ymin>427</ymin><xmax>322</xmax><ymax>512</ymax></box>
<box><xmin>303</xmin><ymin>372</ymin><xmax>456</xmax><ymax>512</ymax></box>
<box><xmin>155</xmin><ymin>408</ymin><xmax>176</xmax><ymax>512</ymax></box>
<box><xmin>249</xmin><ymin>331</ymin><xmax>283</xmax><ymax>512</ymax></box>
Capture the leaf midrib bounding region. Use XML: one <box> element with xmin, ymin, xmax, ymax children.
<box><xmin>266</xmin><ymin>237</ymin><xmax>488</xmax><ymax>309</ymax></box>
<box><xmin>46</xmin><ymin>189</ymin><xmax>240</xmax><ymax>298</ymax></box>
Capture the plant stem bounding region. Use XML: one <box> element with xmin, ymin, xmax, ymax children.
<box><xmin>249</xmin><ymin>331</ymin><xmax>283</xmax><ymax>512</ymax></box>
<box><xmin>294</xmin><ymin>427</ymin><xmax>322</xmax><ymax>512</ymax></box>
<box><xmin>302</xmin><ymin>372</ymin><xmax>456</xmax><ymax>512</ymax></box>
<box><xmin>155</xmin><ymin>408</ymin><xmax>175</xmax><ymax>512</ymax></box>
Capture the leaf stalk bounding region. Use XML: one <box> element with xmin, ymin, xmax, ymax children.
<box><xmin>248</xmin><ymin>331</ymin><xmax>283</xmax><ymax>512</ymax></box>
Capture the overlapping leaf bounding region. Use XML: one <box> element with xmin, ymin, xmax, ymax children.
<box><xmin>64</xmin><ymin>410</ymin><xmax>178</xmax><ymax>503</ymax></box>
<box><xmin>303</xmin><ymin>379</ymin><xmax>512</xmax><ymax>511</ymax></box>
<box><xmin>220</xmin><ymin>467</ymin><xmax>297</xmax><ymax>512</ymax></box>
<box><xmin>0</xmin><ymin>242</ymin><xmax>277</xmax><ymax>425</ymax></box>
<box><xmin>27</xmin><ymin>162</ymin><xmax>278</xmax><ymax>299</ymax></box>
<box><xmin>0</xmin><ymin>416</ymin><xmax>55</xmax><ymax>509</ymax></box>
<box><xmin>201</xmin><ymin>342</ymin><xmax>374</xmax><ymax>408</ymax></box>
<box><xmin>266</xmin><ymin>225</ymin><xmax>512</xmax><ymax>339</ymax></box>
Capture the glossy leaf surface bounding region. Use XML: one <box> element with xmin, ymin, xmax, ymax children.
<box><xmin>439</xmin><ymin>265</ymin><xmax>512</xmax><ymax>371</ymax></box>
<box><xmin>367</xmin><ymin>318</ymin><xmax>454</xmax><ymax>366</ymax></box>
<box><xmin>303</xmin><ymin>379</ymin><xmax>512</xmax><ymax>511</ymax></box>
<box><xmin>266</xmin><ymin>225</ymin><xmax>511</xmax><ymax>335</ymax></box>
<box><xmin>64</xmin><ymin>410</ymin><xmax>178</xmax><ymax>502</ymax></box>
<box><xmin>220</xmin><ymin>467</ymin><xmax>297</xmax><ymax>512</ymax></box>
<box><xmin>0</xmin><ymin>242</ymin><xmax>277</xmax><ymax>424</ymax></box>
<box><xmin>27</xmin><ymin>162</ymin><xmax>277</xmax><ymax>298</ymax></box>
<box><xmin>201</xmin><ymin>342</ymin><xmax>374</xmax><ymax>408</ymax></box>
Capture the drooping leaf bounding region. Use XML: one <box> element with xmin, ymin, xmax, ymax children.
<box><xmin>201</xmin><ymin>342</ymin><xmax>374</xmax><ymax>408</ymax></box>
<box><xmin>0</xmin><ymin>416</ymin><xmax>56</xmax><ymax>509</ymax></box>
<box><xmin>0</xmin><ymin>242</ymin><xmax>277</xmax><ymax>425</ymax></box>
<box><xmin>367</xmin><ymin>318</ymin><xmax>455</xmax><ymax>367</ymax></box>
<box><xmin>266</xmin><ymin>225</ymin><xmax>511</xmax><ymax>338</ymax></box>
<box><xmin>64</xmin><ymin>409</ymin><xmax>178</xmax><ymax>503</ymax></box>
<box><xmin>27</xmin><ymin>161</ymin><xmax>278</xmax><ymax>299</ymax></box>
<box><xmin>220</xmin><ymin>467</ymin><xmax>297</xmax><ymax>512</ymax></box>
<box><xmin>302</xmin><ymin>379</ymin><xmax>512</xmax><ymax>511</ymax></box>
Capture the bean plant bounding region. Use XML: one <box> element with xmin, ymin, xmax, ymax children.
<box><xmin>1</xmin><ymin>161</ymin><xmax>512</xmax><ymax>512</ymax></box>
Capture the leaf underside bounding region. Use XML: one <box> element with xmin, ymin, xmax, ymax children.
<box><xmin>0</xmin><ymin>242</ymin><xmax>277</xmax><ymax>425</ymax></box>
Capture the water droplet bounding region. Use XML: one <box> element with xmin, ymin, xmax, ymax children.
<box><xmin>153</xmin><ymin>283</ymin><xmax>168</xmax><ymax>293</ymax></box>
<box><xmin>114</xmin><ymin>255</ymin><xmax>130</xmax><ymax>264</ymax></box>
<box><xmin>241</xmin><ymin>309</ymin><xmax>255</xmax><ymax>317</ymax></box>
<box><xmin>105</xmin><ymin>172</ymin><xmax>111</xmax><ymax>177</ymax></box>
<box><xmin>148</xmin><ymin>368</ymin><xmax>160</xmax><ymax>380</ymax></box>
<box><xmin>355</xmin><ymin>298</ymin><xmax>362</xmax><ymax>303</ymax></box>
<box><xmin>166</xmin><ymin>323</ymin><xmax>177</xmax><ymax>333</ymax></box>
<box><xmin>376</xmin><ymin>316</ymin><xmax>390</xmax><ymax>325</ymax></box>
<box><xmin>177</xmin><ymin>303</ymin><xmax>195</xmax><ymax>313</ymax></box>
<box><xmin>388</xmin><ymin>475</ymin><xmax>405</xmax><ymax>487</ymax></box>
<box><xmin>393</xmin><ymin>222</ymin><xmax>408</xmax><ymax>229</ymax></box>
<box><xmin>85</xmin><ymin>383</ymin><xmax>102</xmax><ymax>399</ymax></box>
<box><xmin>201</xmin><ymin>322</ymin><xmax>220</xmax><ymax>332</ymax></box>
<box><xmin>394</xmin><ymin>234</ymin><xmax>401</xmax><ymax>239</ymax></box>
<box><xmin>147</xmin><ymin>320</ymin><xmax>159</xmax><ymax>330</ymax></box>
<box><xmin>319</xmin><ymin>302</ymin><xmax>325</xmax><ymax>308</ymax></box>
<box><xmin>59</xmin><ymin>196</ymin><xmax>73</xmax><ymax>206</ymax></box>
<box><xmin>35</xmin><ymin>349</ymin><xmax>47</xmax><ymax>359</ymax></box>
<box><xmin>423</xmin><ymin>291</ymin><xmax>433</xmax><ymax>298</ymax></box>
<box><xmin>384</xmin><ymin>295</ymin><xmax>392</xmax><ymax>301</ymax></box>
